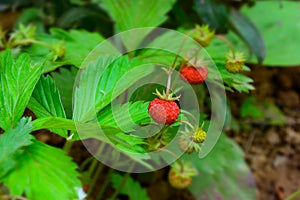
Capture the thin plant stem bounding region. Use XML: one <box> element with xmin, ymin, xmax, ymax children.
<box><xmin>153</xmin><ymin>125</ymin><xmax>169</xmax><ymax>141</ymax></box>
<box><xmin>62</xmin><ymin>140</ymin><xmax>73</xmax><ymax>153</ymax></box>
<box><xmin>179</xmin><ymin>120</ymin><xmax>195</xmax><ymax>130</ymax></box>
<box><xmin>165</xmin><ymin>69</ymin><xmax>173</xmax><ymax>97</ymax></box>
<box><xmin>88</xmin><ymin>142</ymin><xmax>106</xmax><ymax>177</ymax></box>
<box><xmin>285</xmin><ymin>189</ymin><xmax>300</xmax><ymax>200</ymax></box>
<box><xmin>87</xmin><ymin>162</ymin><xmax>104</xmax><ymax>197</ymax></box>
<box><xmin>181</xmin><ymin>110</ymin><xmax>199</xmax><ymax>125</ymax></box>
<box><xmin>158</xmin><ymin>148</ymin><xmax>184</xmax><ymax>171</ymax></box>
<box><xmin>96</xmin><ymin>168</ymin><xmax>114</xmax><ymax>200</ymax></box>
<box><xmin>214</xmin><ymin>34</ymin><xmax>236</xmax><ymax>58</ymax></box>
<box><xmin>109</xmin><ymin>163</ymin><xmax>135</xmax><ymax>200</ymax></box>
<box><xmin>79</xmin><ymin>157</ymin><xmax>94</xmax><ymax>172</ymax></box>
<box><xmin>165</xmin><ymin>30</ymin><xmax>195</xmax><ymax>97</ymax></box>
<box><xmin>10</xmin><ymin>39</ymin><xmax>54</xmax><ymax>49</ymax></box>
<box><xmin>1</xmin><ymin>195</ymin><xmax>28</xmax><ymax>200</ymax></box>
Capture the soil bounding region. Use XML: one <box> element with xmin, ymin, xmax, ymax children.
<box><xmin>228</xmin><ymin>65</ymin><xmax>300</xmax><ymax>200</ymax></box>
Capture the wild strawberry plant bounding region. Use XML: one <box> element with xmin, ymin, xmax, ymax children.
<box><xmin>2</xmin><ymin>0</ymin><xmax>297</xmax><ymax>199</ymax></box>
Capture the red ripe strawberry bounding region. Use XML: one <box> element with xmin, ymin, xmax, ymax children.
<box><xmin>148</xmin><ymin>98</ymin><xmax>180</xmax><ymax>125</ymax></box>
<box><xmin>180</xmin><ymin>65</ymin><xmax>208</xmax><ymax>84</ymax></box>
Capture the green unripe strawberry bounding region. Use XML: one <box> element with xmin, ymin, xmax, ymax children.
<box><xmin>192</xmin><ymin>24</ymin><xmax>215</xmax><ymax>47</ymax></box>
<box><xmin>225</xmin><ymin>51</ymin><xmax>245</xmax><ymax>73</ymax></box>
<box><xmin>192</xmin><ymin>128</ymin><xmax>206</xmax><ymax>143</ymax></box>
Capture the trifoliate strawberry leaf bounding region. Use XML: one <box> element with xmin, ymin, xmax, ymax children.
<box><xmin>2</xmin><ymin>140</ymin><xmax>81</xmax><ymax>200</ymax></box>
<box><xmin>182</xmin><ymin>134</ymin><xmax>256</xmax><ymax>200</ymax></box>
<box><xmin>0</xmin><ymin>118</ymin><xmax>33</xmax><ymax>178</ymax></box>
<box><xmin>98</xmin><ymin>101</ymin><xmax>150</xmax><ymax>132</ymax></box>
<box><xmin>27</xmin><ymin>75</ymin><xmax>67</xmax><ymax>137</ymax></box>
<box><xmin>98</xmin><ymin>0</ymin><xmax>176</xmax><ymax>32</ymax></box>
<box><xmin>73</xmin><ymin>55</ymin><xmax>115</xmax><ymax>122</ymax></box>
<box><xmin>0</xmin><ymin>50</ymin><xmax>42</xmax><ymax>130</ymax></box>
<box><xmin>73</xmin><ymin>56</ymin><xmax>154</xmax><ymax>123</ymax></box>
<box><xmin>110</xmin><ymin>173</ymin><xmax>150</xmax><ymax>200</ymax></box>
<box><xmin>51</xmin><ymin>67</ymin><xmax>78</xmax><ymax>118</ymax></box>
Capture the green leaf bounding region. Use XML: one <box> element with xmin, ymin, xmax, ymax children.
<box><xmin>241</xmin><ymin>96</ymin><xmax>264</xmax><ymax>118</ymax></box>
<box><xmin>0</xmin><ymin>50</ymin><xmax>42</xmax><ymax>130</ymax></box>
<box><xmin>240</xmin><ymin>97</ymin><xmax>286</xmax><ymax>126</ymax></box>
<box><xmin>32</xmin><ymin>117</ymin><xmax>76</xmax><ymax>132</ymax></box>
<box><xmin>182</xmin><ymin>134</ymin><xmax>256</xmax><ymax>200</ymax></box>
<box><xmin>32</xmin><ymin>117</ymin><xmax>121</xmax><ymax>141</ymax></box>
<box><xmin>216</xmin><ymin>64</ymin><xmax>254</xmax><ymax>93</ymax></box>
<box><xmin>228</xmin><ymin>9</ymin><xmax>265</xmax><ymax>64</ymax></box>
<box><xmin>23</xmin><ymin>28</ymin><xmax>104</xmax><ymax>72</ymax></box>
<box><xmin>98</xmin><ymin>0</ymin><xmax>176</xmax><ymax>32</ymax></box>
<box><xmin>98</xmin><ymin>101</ymin><xmax>150</xmax><ymax>132</ymax></box>
<box><xmin>14</xmin><ymin>8</ymin><xmax>45</xmax><ymax>33</ymax></box>
<box><xmin>193</xmin><ymin>0</ymin><xmax>229</xmax><ymax>33</ymax></box>
<box><xmin>73</xmin><ymin>56</ymin><xmax>154</xmax><ymax>122</ymax></box>
<box><xmin>28</xmin><ymin>75</ymin><xmax>67</xmax><ymax>137</ymax></box>
<box><xmin>51</xmin><ymin>28</ymin><xmax>105</xmax><ymax>68</ymax></box>
<box><xmin>0</xmin><ymin>118</ymin><xmax>33</xmax><ymax>178</ymax></box>
<box><xmin>51</xmin><ymin>67</ymin><xmax>78</xmax><ymax>118</ymax></box>
<box><xmin>110</xmin><ymin>173</ymin><xmax>150</xmax><ymax>200</ymax></box>
<box><xmin>73</xmin><ymin>56</ymin><xmax>115</xmax><ymax>122</ymax></box>
<box><xmin>2</xmin><ymin>140</ymin><xmax>81</xmax><ymax>200</ymax></box>
<box><xmin>234</xmin><ymin>1</ymin><xmax>300</xmax><ymax>66</ymax></box>
<box><xmin>57</xmin><ymin>7</ymin><xmax>104</xmax><ymax>28</ymax></box>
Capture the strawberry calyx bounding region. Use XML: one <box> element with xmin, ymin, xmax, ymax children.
<box><xmin>153</xmin><ymin>88</ymin><xmax>180</xmax><ymax>101</ymax></box>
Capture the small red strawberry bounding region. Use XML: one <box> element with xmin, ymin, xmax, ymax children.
<box><xmin>148</xmin><ymin>89</ymin><xmax>180</xmax><ymax>125</ymax></box>
<box><xmin>180</xmin><ymin>65</ymin><xmax>208</xmax><ymax>84</ymax></box>
<box><xmin>148</xmin><ymin>98</ymin><xmax>180</xmax><ymax>125</ymax></box>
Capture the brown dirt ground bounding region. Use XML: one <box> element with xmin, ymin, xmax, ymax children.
<box><xmin>228</xmin><ymin>66</ymin><xmax>300</xmax><ymax>200</ymax></box>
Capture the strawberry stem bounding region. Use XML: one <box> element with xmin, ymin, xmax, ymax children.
<box><xmin>165</xmin><ymin>68</ymin><xmax>173</xmax><ymax>97</ymax></box>
<box><xmin>214</xmin><ymin>34</ymin><xmax>236</xmax><ymax>58</ymax></box>
<box><xmin>166</xmin><ymin>30</ymin><xmax>195</xmax><ymax>97</ymax></box>
<box><xmin>109</xmin><ymin>164</ymin><xmax>135</xmax><ymax>200</ymax></box>
<box><xmin>179</xmin><ymin>120</ymin><xmax>195</xmax><ymax>130</ymax></box>
<box><xmin>96</xmin><ymin>168</ymin><xmax>114</xmax><ymax>200</ymax></box>
<box><xmin>181</xmin><ymin>110</ymin><xmax>199</xmax><ymax>125</ymax></box>
<box><xmin>158</xmin><ymin>148</ymin><xmax>184</xmax><ymax>170</ymax></box>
